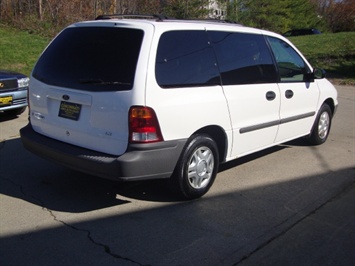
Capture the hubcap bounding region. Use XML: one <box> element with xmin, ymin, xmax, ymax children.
<box><xmin>187</xmin><ymin>146</ymin><xmax>214</xmax><ymax>189</ymax></box>
<box><xmin>318</xmin><ymin>111</ymin><xmax>330</xmax><ymax>139</ymax></box>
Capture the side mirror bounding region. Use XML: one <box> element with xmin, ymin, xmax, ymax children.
<box><xmin>313</xmin><ymin>68</ymin><xmax>326</xmax><ymax>79</ymax></box>
<box><xmin>304</xmin><ymin>68</ymin><xmax>326</xmax><ymax>82</ymax></box>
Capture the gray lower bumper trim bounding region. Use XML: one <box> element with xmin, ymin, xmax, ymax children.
<box><xmin>20</xmin><ymin>124</ymin><xmax>186</xmax><ymax>181</ymax></box>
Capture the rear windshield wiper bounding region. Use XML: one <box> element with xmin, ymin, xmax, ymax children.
<box><xmin>79</xmin><ymin>79</ymin><xmax>131</xmax><ymax>86</ymax></box>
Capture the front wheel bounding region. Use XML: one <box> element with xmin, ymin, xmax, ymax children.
<box><xmin>308</xmin><ymin>104</ymin><xmax>332</xmax><ymax>145</ymax></box>
<box><xmin>172</xmin><ymin>134</ymin><xmax>219</xmax><ymax>200</ymax></box>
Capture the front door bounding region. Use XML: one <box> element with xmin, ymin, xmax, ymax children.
<box><xmin>267</xmin><ymin>37</ymin><xmax>320</xmax><ymax>143</ymax></box>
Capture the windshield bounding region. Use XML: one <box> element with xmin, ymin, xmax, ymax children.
<box><xmin>33</xmin><ymin>27</ymin><xmax>144</xmax><ymax>91</ymax></box>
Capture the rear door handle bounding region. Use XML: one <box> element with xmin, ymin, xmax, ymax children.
<box><xmin>266</xmin><ymin>91</ymin><xmax>276</xmax><ymax>101</ymax></box>
<box><xmin>285</xmin><ymin>90</ymin><xmax>294</xmax><ymax>99</ymax></box>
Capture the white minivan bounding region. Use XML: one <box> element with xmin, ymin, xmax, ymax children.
<box><xmin>21</xmin><ymin>15</ymin><xmax>338</xmax><ymax>199</ymax></box>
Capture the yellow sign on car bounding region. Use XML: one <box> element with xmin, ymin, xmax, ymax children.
<box><xmin>0</xmin><ymin>95</ymin><xmax>13</xmax><ymax>106</ymax></box>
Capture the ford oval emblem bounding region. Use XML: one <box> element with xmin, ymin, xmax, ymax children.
<box><xmin>63</xmin><ymin>95</ymin><xmax>70</xmax><ymax>101</ymax></box>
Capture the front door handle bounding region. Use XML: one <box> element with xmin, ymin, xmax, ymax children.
<box><xmin>266</xmin><ymin>91</ymin><xmax>276</xmax><ymax>101</ymax></box>
<box><xmin>285</xmin><ymin>90</ymin><xmax>294</xmax><ymax>99</ymax></box>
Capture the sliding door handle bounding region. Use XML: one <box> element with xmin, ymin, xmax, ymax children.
<box><xmin>285</xmin><ymin>90</ymin><xmax>294</xmax><ymax>99</ymax></box>
<box><xmin>266</xmin><ymin>91</ymin><xmax>276</xmax><ymax>101</ymax></box>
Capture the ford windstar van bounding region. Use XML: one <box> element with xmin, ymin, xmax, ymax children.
<box><xmin>20</xmin><ymin>15</ymin><xmax>338</xmax><ymax>199</ymax></box>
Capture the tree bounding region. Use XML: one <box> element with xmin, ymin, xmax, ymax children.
<box><xmin>38</xmin><ymin>0</ymin><xmax>42</xmax><ymax>20</ymax></box>
<box><xmin>287</xmin><ymin>0</ymin><xmax>324</xmax><ymax>31</ymax></box>
<box><xmin>308</xmin><ymin>0</ymin><xmax>355</xmax><ymax>32</ymax></box>
<box><xmin>1</xmin><ymin>0</ymin><xmax>352</xmax><ymax>36</ymax></box>
<box><xmin>325</xmin><ymin>0</ymin><xmax>355</xmax><ymax>32</ymax></box>
<box><xmin>162</xmin><ymin>0</ymin><xmax>210</xmax><ymax>19</ymax></box>
<box><xmin>136</xmin><ymin>0</ymin><xmax>161</xmax><ymax>14</ymax></box>
<box><xmin>226</xmin><ymin>0</ymin><xmax>238</xmax><ymax>22</ymax></box>
<box><xmin>234</xmin><ymin>0</ymin><xmax>290</xmax><ymax>32</ymax></box>
<box><xmin>233</xmin><ymin>0</ymin><xmax>321</xmax><ymax>33</ymax></box>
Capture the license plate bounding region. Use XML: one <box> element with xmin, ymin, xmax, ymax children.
<box><xmin>0</xmin><ymin>95</ymin><xmax>13</xmax><ymax>106</ymax></box>
<box><xmin>58</xmin><ymin>101</ymin><xmax>81</xmax><ymax>121</ymax></box>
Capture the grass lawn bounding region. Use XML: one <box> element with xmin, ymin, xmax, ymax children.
<box><xmin>289</xmin><ymin>32</ymin><xmax>355</xmax><ymax>84</ymax></box>
<box><xmin>0</xmin><ymin>25</ymin><xmax>50</xmax><ymax>76</ymax></box>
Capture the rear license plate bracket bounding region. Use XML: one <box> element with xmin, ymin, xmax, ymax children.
<box><xmin>58</xmin><ymin>101</ymin><xmax>82</xmax><ymax>121</ymax></box>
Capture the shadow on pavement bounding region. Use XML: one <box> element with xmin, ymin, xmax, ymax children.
<box><xmin>1</xmin><ymin>137</ymin><xmax>354</xmax><ymax>265</ymax></box>
<box><xmin>0</xmin><ymin>111</ymin><xmax>23</xmax><ymax>122</ymax></box>
<box><xmin>0</xmin><ymin>137</ymin><xmax>289</xmax><ymax>209</ymax></box>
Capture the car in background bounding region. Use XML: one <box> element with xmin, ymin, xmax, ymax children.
<box><xmin>283</xmin><ymin>28</ymin><xmax>321</xmax><ymax>37</ymax></box>
<box><xmin>0</xmin><ymin>70</ymin><xmax>29</xmax><ymax>116</ymax></box>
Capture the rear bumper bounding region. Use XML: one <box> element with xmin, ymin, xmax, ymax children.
<box><xmin>20</xmin><ymin>124</ymin><xmax>186</xmax><ymax>181</ymax></box>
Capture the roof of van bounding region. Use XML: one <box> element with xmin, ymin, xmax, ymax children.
<box><xmin>78</xmin><ymin>13</ymin><xmax>283</xmax><ymax>40</ymax></box>
<box><xmin>94</xmin><ymin>14</ymin><xmax>244</xmax><ymax>27</ymax></box>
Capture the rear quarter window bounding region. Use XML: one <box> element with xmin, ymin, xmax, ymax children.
<box><xmin>33</xmin><ymin>27</ymin><xmax>144</xmax><ymax>91</ymax></box>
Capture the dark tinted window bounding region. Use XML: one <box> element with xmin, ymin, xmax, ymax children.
<box><xmin>33</xmin><ymin>27</ymin><xmax>144</xmax><ymax>91</ymax></box>
<box><xmin>267</xmin><ymin>37</ymin><xmax>310</xmax><ymax>82</ymax></box>
<box><xmin>156</xmin><ymin>31</ymin><xmax>220</xmax><ymax>88</ymax></box>
<box><xmin>209</xmin><ymin>32</ymin><xmax>277</xmax><ymax>85</ymax></box>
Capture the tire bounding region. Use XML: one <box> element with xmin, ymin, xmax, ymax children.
<box><xmin>308</xmin><ymin>104</ymin><xmax>332</xmax><ymax>145</ymax></box>
<box><xmin>4</xmin><ymin>107</ymin><xmax>27</xmax><ymax>116</ymax></box>
<box><xmin>172</xmin><ymin>134</ymin><xmax>219</xmax><ymax>200</ymax></box>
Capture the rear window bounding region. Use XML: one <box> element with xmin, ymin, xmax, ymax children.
<box><xmin>33</xmin><ymin>27</ymin><xmax>144</xmax><ymax>91</ymax></box>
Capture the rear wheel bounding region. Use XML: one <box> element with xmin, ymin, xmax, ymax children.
<box><xmin>308</xmin><ymin>104</ymin><xmax>332</xmax><ymax>145</ymax></box>
<box><xmin>172</xmin><ymin>134</ymin><xmax>219</xmax><ymax>200</ymax></box>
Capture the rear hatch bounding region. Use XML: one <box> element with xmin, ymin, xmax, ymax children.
<box><xmin>30</xmin><ymin>23</ymin><xmax>146</xmax><ymax>156</ymax></box>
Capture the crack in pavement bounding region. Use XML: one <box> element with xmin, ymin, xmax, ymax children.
<box><xmin>44</xmin><ymin>208</ymin><xmax>149</xmax><ymax>266</ymax></box>
<box><xmin>2</xmin><ymin>177</ymin><xmax>150</xmax><ymax>266</ymax></box>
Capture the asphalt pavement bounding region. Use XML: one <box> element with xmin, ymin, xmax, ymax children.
<box><xmin>239</xmin><ymin>181</ymin><xmax>355</xmax><ymax>266</ymax></box>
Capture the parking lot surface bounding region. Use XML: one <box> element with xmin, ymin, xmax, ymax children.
<box><xmin>0</xmin><ymin>85</ymin><xmax>354</xmax><ymax>265</ymax></box>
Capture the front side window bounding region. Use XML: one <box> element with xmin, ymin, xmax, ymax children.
<box><xmin>33</xmin><ymin>27</ymin><xmax>144</xmax><ymax>91</ymax></box>
<box><xmin>267</xmin><ymin>37</ymin><xmax>310</xmax><ymax>82</ymax></box>
<box><xmin>155</xmin><ymin>31</ymin><xmax>220</xmax><ymax>88</ymax></box>
<box><xmin>208</xmin><ymin>31</ymin><xmax>278</xmax><ymax>85</ymax></box>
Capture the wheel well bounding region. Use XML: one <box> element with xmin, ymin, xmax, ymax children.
<box><xmin>323</xmin><ymin>98</ymin><xmax>336</xmax><ymax>117</ymax></box>
<box><xmin>195</xmin><ymin>126</ymin><xmax>227</xmax><ymax>163</ymax></box>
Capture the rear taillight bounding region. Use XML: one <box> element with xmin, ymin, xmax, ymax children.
<box><xmin>129</xmin><ymin>106</ymin><xmax>163</xmax><ymax>143</ymax></box>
